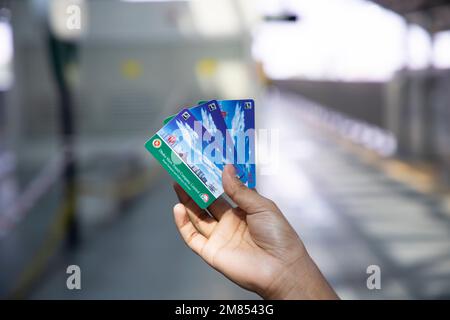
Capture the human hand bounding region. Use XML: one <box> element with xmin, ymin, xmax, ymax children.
<box><xmin>173</xmin><ymin>165</ymin><xmax>338</xmax><ymax>299</ymax></box>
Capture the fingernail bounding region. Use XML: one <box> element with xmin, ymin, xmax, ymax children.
<box><xmin>225</xmin><ymin>164</ymin><xmax>236</xmax><ymax>177</ymax></box>
<box><xmin>173</xmin><ymin>203</ymin><xmax>185</xmax><ymax>215</ymax></box>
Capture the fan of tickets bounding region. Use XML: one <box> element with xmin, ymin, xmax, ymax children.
<box><xmin>146</xmin><ymin>99</ymin><xmax>255</xmax><ymax>208</ymax></box>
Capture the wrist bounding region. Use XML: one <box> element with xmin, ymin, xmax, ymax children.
<box><xmin>261</xmin><ymin>254</ymin><xmax>338</xmax><ymax>300</ymax></box>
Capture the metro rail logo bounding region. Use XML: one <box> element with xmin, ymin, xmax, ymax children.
<box><xmin>208</xmin><ymin>103</ymin><xmax>217</xmax><ymax>111</ymax></box>
<box><xmin>200</xmin><ymin>193</ymin><xmax>209</xmax><ymax>203</ymax></box>
<box><xmin>182</xmin><ymin>111</ymin><xmax>190</xmax><ymax>120</ymax></box>
<box><xmin>167</xmin><ymin>135</ymin><xmax>177</xmax><ymax>145</ymax></box>
<box><xmin>152</xmin><ymin>139</ymin><xmax>162</xmax><ymax>148</ymax></box>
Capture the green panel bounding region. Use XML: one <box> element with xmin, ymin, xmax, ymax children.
<box><xmin>163</xmin><ymin>115</ymin><xmax>175</xmax><ymax>125</ymax></box>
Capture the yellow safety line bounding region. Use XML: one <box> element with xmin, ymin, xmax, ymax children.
<box><xmin>10</xmin><ymin>187</ymin><xmax>76</xmax><ymax>299</ymax></box>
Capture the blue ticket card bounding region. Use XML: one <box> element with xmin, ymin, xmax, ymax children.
<box><xmin>189</xmin><ymin>100</ymin><xmax>247</xmax><ymax>184</ymax></box>
<box><xmin>163</xmin><ymin>99</ymin><xmax>256</xmax><ymax>188</ymax></box>
<box><xmin>215</xmin><ymin>99</ymin><xmax>256</xmax><ymax>188</ymax></box>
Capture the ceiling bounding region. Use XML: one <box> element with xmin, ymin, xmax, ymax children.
<box><xmin>370</xmin><ymin>0</ymin><xmax>450</xmax><ymax>32</ymax></box>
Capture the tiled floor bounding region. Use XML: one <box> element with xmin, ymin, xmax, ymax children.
<box><xmin>9</xmin><ymin>90</ymin><xmax>450</xmax><ymax>299</ymax></box>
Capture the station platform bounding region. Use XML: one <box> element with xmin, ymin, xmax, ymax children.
<box><xmin>6</xmin><ymin>90</ymin><xmax>450</xmax><ymax>299</ymax></box>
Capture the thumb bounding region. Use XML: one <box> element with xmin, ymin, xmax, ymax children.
<box><xmin>222</xmin><ymin>165</ymin><xmax>272</xmax><ymax>213</ymax></box>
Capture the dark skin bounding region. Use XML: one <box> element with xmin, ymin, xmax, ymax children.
<box><xmin>173</xmin><ymin>165</ymin><xmax>338</xmax><ymax>299</ymax></box>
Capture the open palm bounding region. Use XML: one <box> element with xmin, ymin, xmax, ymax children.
<box><xmin>173</xmin><ymin>165</ymin><xmax>336</xmax><ymax>299</ymax></box>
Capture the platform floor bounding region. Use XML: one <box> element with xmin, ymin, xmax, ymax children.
<box><xmin>5</xmin><ymin>90</ymin><xmax>450</xmax><ymax>299</ymax></box>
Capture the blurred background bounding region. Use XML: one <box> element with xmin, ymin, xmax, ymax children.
<box><xmin>1</xmin><ymin>0</ymin><xmax>450</xmax><ymax>299</ymax></box>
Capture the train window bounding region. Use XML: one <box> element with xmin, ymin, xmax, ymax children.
<box><xmin>0</xmin><ymin>12</ymin><xmax>13</xmax><ymax>91</ymax></box>
<box><xmin>433</xmin><ymin>30</ymin><xmax>450</xmax><ymax>69</ymax></box>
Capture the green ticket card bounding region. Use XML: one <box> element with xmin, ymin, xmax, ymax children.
<box><xmin>145</xmin><ymin>108</ymin><xmax>223</xmax><ymax>209</ymax></box>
